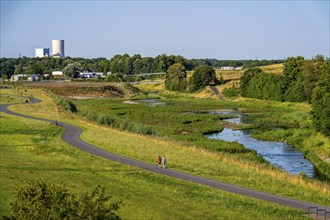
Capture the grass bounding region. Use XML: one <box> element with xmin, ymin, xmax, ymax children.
<box><xmin>216</xmin><ymin>70</ymin><xmax>244</xmax><ymax>81</ymax></box>
<box><xmin>133</xmin><ymin>82</ymin><xmax>165</xmax><ymax>93</ymax></box>
<box><xmin>0</xmin><ymin>89</ymin><xmax>314</xmax><ymax>219</ymax></box>
<box><xmin>259</xmin><ymin>64</ymin><xmax>284</xmax><ymax>74</ymax></box>
<box><xmin>2</xmin><ymin>88</ymin><xmax>329</xmax><ymax>207</ymax></box>
<box><xmin>74</xmin><ymin>97</ymin><xmax>256</xmax><ymax>155</ymax></box>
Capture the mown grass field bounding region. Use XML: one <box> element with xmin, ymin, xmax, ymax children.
<box><xmin>259</xmin><ymin>64</ymin><xmax>284</xmax><ymax>74</ymax></box>
<box><xmin>0</xmin><ymin>88</ymin><xmax>317</xmax><ymax>219</ymax></box>
<box><xmin>216</xmin><ymin>70</ymin><xmax>244</xmax><ymax>81</ymax></box>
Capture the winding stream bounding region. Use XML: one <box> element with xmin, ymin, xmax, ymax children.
<box><xmin>205</xmin><ymin>111</ymin><xmax>315</xmax><ymax>177</ymax></box>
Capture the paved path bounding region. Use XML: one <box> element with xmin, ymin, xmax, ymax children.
<box><xmin>1</xmin><ymin>98</ymin><xmax>329</xmax><ymax>213</ymax></box>
<box><xmin>210</xmin><ymin>86</ymin><xmax>225</xmax><ymax>100</ymax></box>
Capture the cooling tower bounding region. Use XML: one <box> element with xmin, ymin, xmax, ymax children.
<box><xmin>52</xmin><ymin>40</ymin><xmax>65</xmax><ymax>58</ymax></box>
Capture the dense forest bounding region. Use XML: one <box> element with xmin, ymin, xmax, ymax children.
<box><xmin>240</xmin><ymin>55</ymin><xmax>330</xmax><ymax>137</ymax></box>
<box><xmin>0</xmin><ymin>54</ymin><xmax>282</xmax><ymax>79</ymax></box>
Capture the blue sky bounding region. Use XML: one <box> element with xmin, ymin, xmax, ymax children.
<box><xmin>1</xmin><ymin>1</ymin><xmax>329</xmax><ymax>59</ymax></box>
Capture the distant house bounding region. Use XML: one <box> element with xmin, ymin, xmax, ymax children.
<box><xmin>94</xmin><ymin>72</ymin><xmax>106</xmax><ymax>78</ymax></box>
<box><xmin>220</xmin><ymin>66</ymin><xmax>243</xmax><ymax>71</ymax></box>
<box><xmin>11</xmin><ymin>74</ymin><xmax>27</xmax><ymax>81</ymax></box>
<box><xmin>220</xmin><ymin>66</ymin><xmax>235</xmax><ymax>71</ymax></box>
<box><xmin>27</xmin><ymin>74</ymin><xmax>41</xmax><ymax>82</ymax></box>
<box><xmin>10</xmin><ymin>74</ymin><xmax>41</xmax><ymax>82</ymax></box>
<box><xmin>52</xmin><ymin>71</ymin><xmax>64</xmax><ymax>77</ymax></box>
<box><xmin>79</xmin><ymin>72</ymin><xmax>106</xmax><ymax>78</ymax></box>
<box><xmin>80</xmin><ymin>72</ymin><xmax>95</xmax><ymax>78</ymax></box>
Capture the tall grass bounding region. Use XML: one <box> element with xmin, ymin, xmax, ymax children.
<box><xmin>79</xmin><ymin>110</ymin><xmax>156</xmax><ymax>136</ymax></box>
<box><xmin>47</xmin><ymin>91</ymin><xmax>78</xmax><ymax>113</ymax></box>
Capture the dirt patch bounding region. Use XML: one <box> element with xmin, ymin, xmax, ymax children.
<box><xmin>23</xmin><ymin>81</ymin><xmax>139</xmax><ymax>98</ymax></box>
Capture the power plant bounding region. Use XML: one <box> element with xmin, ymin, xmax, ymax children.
<box><xmin>52</xmin><ymin>39</ymin><xmax>65</xmax><ymax>58</ymax></box>
<box><xmin>35</xmin><ymin>48</ymin><xmax>50</xmax><ymax>58</ymax></box>
<box><xmin>34</xmin><ymin>39</ymin><xmax>65</xmax><ymax>58</ymax></box>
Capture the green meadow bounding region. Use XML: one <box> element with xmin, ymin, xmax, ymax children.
<box><xmin>0</xmin><ymin>89</ymin><xmax>316</xmax><ymax>219</ymax></box>
<box><xmin>71</xmin><ymin>86</ymin><xmax>330</xmax><ymax>181</ymax></box>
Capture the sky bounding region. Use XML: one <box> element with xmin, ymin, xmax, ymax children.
<box><xmin>1</xmin><ymin>0</ymin><xmax>329</xmax><ymax>60</ymax></box>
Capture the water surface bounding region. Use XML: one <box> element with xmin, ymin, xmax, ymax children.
<box><xmin>205</xmin><ymin>111</ymin><xmax>315</xmax><ymax>177</ymax></box>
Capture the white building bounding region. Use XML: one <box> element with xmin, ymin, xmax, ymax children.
<box><xmin>80</xmin><ymin>72</ymin><xmax>105</xmax><ymax>78</ymax></box>
<box><xmin>35</xmin><ymin>48</ymin><xmax>50</xmax><ymax>58</ymax></box>
<box><xmin>80</xmin><ymin>72</ymin><xmax>95</xmax><ymax>78</ymax></box>
<box><xmin>11</xmin><ymin>74</ymin><xmax>27</xmax><ymax>81</ymax></box>
<box><xmin>52</xmin><ymin>40</ymin><xmax>65</xmax><ymax>58</ymax></box>
<box><xmin>52</xmin><ymin>71</ymin><xmax>64</xmax><ymax>77</ymax></box>
<box><xmin>27</xmin><ymin>74</ymin><xmax>41</xmax><ymax>82</ymax></box>
<box><xmin>220</xmin><ymin>66</ymin><xmax>235</xmax><ymax>71</ymax></box>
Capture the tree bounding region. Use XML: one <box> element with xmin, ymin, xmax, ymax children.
<box><xmin>189</xmin><ymin>65</ymin><xmax>217</xmax><ymax>92</ymax></box>
<box><xmin>0</xmin><ymin>59</ymin><xmax>15</xmax><ymax>79</ymax></box>
<box><xmin>302</xmin><ymin>56</ymin><xmax>324</xmax><ymax>103</ymax></box>
<box><xmin>240</xmin><ymin>68</ymin><xmax>262</xmax><ymax>97</ymax></box>
<box><xmin>283</xmin><ymin>56</ymin><xmax>304</xmax><ymax>95</ymax></box>
<box><xmin>311</xmin><ymin>61</ymin><xmax>330</xmax><ymax>137</ymax></box>
<box><xmin>14</xmin><ymin>64</ymin><xmax>24</xmax><ymax>75</ymax></box>
<box><xmin>165</xmin><ymin>63</ymin><xmax>187</xmax><ymax>91</ymax></box>
<box><xmin>4</xmin><ymin>180</ymin><xmax>121</xmax><ymax>220</ymax></box>
<box><xmin>63</xmin><ymin>62</ymin><xmax>83</xmax><ymax>78</ymax></box>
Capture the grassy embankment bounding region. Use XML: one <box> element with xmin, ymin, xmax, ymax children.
<box><xmin>0</xmin><ymin>88</ymin><xmax>317</xmax><ymax>219</ymax></box>
<box><xmin>5</xmin><ymin>87</ymin><xmax>329</xmax><ymax>205</ymax></box>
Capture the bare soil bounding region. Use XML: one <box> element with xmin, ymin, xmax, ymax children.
<box><xmin>23</xmin><ymin>81</ymin><xmax>139</xmax><ymax>98</ymax></box>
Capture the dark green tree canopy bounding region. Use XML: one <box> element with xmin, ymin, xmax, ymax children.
<box><xmin>312</xmin><ymin>61</ymin><xmax>330</xmax><ymax>137</ymax></box>
<box><xmin>240</xmin><ymin>68</ymin><xmax>262</xmax><ymax>97</ymax></box>
<box><xmin>165</xmin><ymin>63</ymin><xmax>187</xmax><ymax>91</ymax></box>
<box><xmin>63</xmin><ymin>62</ymin><xmax>83</xmax><ymax>78</ymax></box>
<box><xmin>189</xmin><ymin>65</ymin><xmax>217</xmax><ymax>92</ymax></box>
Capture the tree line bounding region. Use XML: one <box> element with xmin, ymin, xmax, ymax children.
<box><xmin>0</xmin><ymin>54</ymin><xmax>283</xmax><ymax>80</ymax></box>
<box><xmin>240</xmin><ymin>55</ymin><xmax>330</xmax><ymax>137</ymax></box>
<box><xmin>165</xmin><ymin>63</ymin><xmax>218</xmax><ymax>92</ymax></box>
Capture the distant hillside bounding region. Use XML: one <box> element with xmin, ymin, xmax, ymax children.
<box><xmin>259</xmin><ymin>64</ymin><xmax>284</xmax><ymax>74</ymax></box>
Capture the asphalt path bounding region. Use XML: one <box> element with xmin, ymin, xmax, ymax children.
<box><xmin>1</xmin><ymin>97</ymin><xmax>329</xmax><ymax>213</ymax></box>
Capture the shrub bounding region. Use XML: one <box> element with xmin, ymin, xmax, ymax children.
<box><xmin>222</xmin><ymin>88</ymin><xmax>240</xmax><ymax>98</ymax></box>
<box><xmin>54</xmin><ymin>96</ymin><xmax>78</xmax><ymax>113</ymax></box>
<box><xmin>80</xmin><ymin>111</ymin><xmax>156</xmax><ymax>136</ymax></box>
<box><xmin>3</xmin><ymin>180</ymin><xmax>121</xmax><ymax>220</ymax></box>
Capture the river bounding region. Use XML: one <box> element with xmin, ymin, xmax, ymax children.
<box><xmin>205</xmin><ymin>111</ymin><xmax>315</xmax><ymax>177</ymax></box>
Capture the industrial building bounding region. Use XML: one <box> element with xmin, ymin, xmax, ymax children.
<box><xmin>35</xmin><ymin>48</ymin><xmax>50</xmax><ymax>58</ymax></box>
<box><xmin>52</xmin><ymin>39</ymin><xmax>65</xmax><ymax>58</ymax></box>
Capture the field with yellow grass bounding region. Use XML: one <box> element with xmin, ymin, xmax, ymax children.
<box><xmin>259</xmin><ymin>63</ymin><xmax>284</xmax><ymax>74</ymax></box>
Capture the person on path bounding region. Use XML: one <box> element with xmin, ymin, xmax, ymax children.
<box><xmin>161</xmin><ymin>156</ymin><xmax>167</xmax><ymax>168</ymax></box>
<box><xmin>156</xmin><ymin>155</ymin><xmax>161</xmax><ymax>167</ymax></box>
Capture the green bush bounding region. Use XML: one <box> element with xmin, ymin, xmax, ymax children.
<box><xmin>3</xmin><ymin>180</ymin><xmax>121</xmax><ymax>220</ymax></box>
<box><xmin>80</xmin><ymin>111</ymin><xmax>157</xmax><ymax>136</ymax></box>
<box><xmin>222</xmin><ymin>88</ymin><xmax>240</xmax><ymax>98</ymax></box>
<box><xmin>312</xmin><ymin>61</ymin><xmax>330</xmax><ymax>137</ymax></box>
<box><xmin>54</xmin><ymin>96</ymin><xmax>78</xmax><ymax>113</ymax></box>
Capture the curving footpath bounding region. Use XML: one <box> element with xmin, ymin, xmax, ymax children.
<box><xmin>1</xmin><ymin>98</ymin><xmax>329</xmax><ymax>213</ymax></box>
